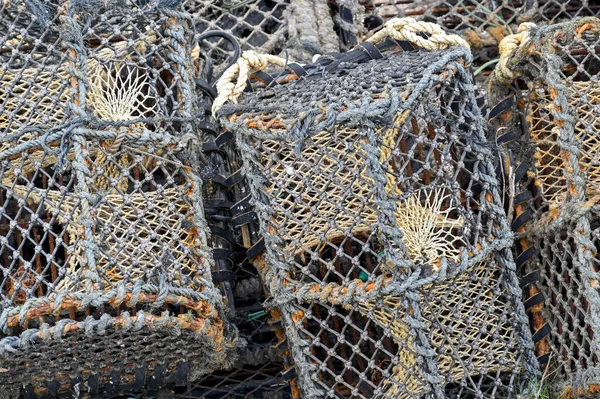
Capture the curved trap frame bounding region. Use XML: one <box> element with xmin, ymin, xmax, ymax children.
<box><xmin>217</xmin><ymin>23</ymin><xmax>537</xmax><ymax>398</ymax></box>
<box><xmin>0</xmin><ymin>1</ymin><xmax>239</xmax><ymax>397</ymax></box>
<box><xmin>488</xmin><ymin>16</ymin><xmax>600</xmax><ymax>397</ymax></box>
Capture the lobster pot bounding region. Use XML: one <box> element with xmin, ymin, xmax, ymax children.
<box><xmin>488</xmin><ymin>17</ymin><xmax>600</xmax><ymax>396</ymax></box>
<box><xmin>0</xmin><ymin>1</ymin><xmax>239</xmax><ymax>397</ymax></box>
<box><xmin>184</xmin><ymin>0</ymin><xmax>355</xmax><ymax>69</ymax></box>
<box><xmin>358</xmin><ymin>0</ymin><xmax>600</xmax><ymax>73</ymax></box>
<box><xmin>218</xmin><ymin>37</ymin><xmax>535</xmax><ymax>398</ymax></box>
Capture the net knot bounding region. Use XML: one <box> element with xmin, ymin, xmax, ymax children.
<box><xmin>496</xmin><ymin>22</ymin><xmax>536</xmax><ymax>84</ymax></box>
<box><xmin>366</xmin><ymin>17</ymin><xmax>470</xmax><ymax>50</ymax></box>
<box><xmin>212</xmin><ymin>50</ymin><xmax>287</xmax><ymax>116</ymax></box>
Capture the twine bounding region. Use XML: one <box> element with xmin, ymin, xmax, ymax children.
<box><xmin>495</xmin><ymin>22</ymin><xmax>536</xmax><ymax>84</ymax></box>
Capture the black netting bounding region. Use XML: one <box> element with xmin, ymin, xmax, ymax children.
<box><xmin>0</xmin><ymin>1</ymin><xmax>240</xmax><ymax>397</ymax></box>
<box><xmin>488</xmin><ymin>16</ymin><xmax>600</xmax><ymax>397</ymax></box>
<box><xmin>215</xmin><ymin>31</ymin><xmax>538</xmax><ymax>398</ymax></box>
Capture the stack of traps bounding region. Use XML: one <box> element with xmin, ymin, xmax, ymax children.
<box><xmin>489</xmin><ymin>16</ymin><xmax>600</xmax><ymax>397</ymax></box>
<box><xmin>0</xmin><ymin>0</ymin><xmax>240</xmax><ymax>396</ymax></box>
<box><xmin>215</xmin><ymin>22</ymin><xmax>537</xmax><ymax>398</ymax></box>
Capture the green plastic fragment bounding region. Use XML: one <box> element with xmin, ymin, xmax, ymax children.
<box><xmin>358</xmin><ymin>270</ymin><xmax>368</xmax><ymax>282</ymax></box>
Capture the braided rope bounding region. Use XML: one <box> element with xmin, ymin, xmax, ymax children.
<box><xmin>367</xmin><ymin>17</ymin><xmax>470</xmax><ymax>50</ymax></box>
<box><xmin>495</xmin><ymin>22</ymin><xmax>536</xmax><ymax>84</ymax></box>
<box><xmin>212</xmin><ymin>50</ymin><xmax>287</xmax><ymax>116</ymax></box>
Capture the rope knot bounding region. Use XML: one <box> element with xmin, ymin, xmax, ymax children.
<box><xmin>212</xmin><ymin>50</ymin><xmax>287</xmax><ymax>116</ymax></box>
<box><xmin>367</xmin><ymin>17</ymin><xmax>470</xmax><ymax>50</ymax></box>
<box><xmin>496</xmin><ymin>22</ymin><xmax>537</xmax><ymax>84</ymax></box>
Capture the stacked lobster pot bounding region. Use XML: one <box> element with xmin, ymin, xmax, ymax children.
<box><xmin>0</xmin><ymin>0</ymin><xmax>240</xmax><ymax>397</ymax></box>
<box><xmin>213</xmin><ymin>17</ymin><xmax>539</xmax><ymax>399</ymax></box>
<box><xmin>488</xmin><ymin>16</ymin><xmax>600</xmax><ymax>397</ymax></box>
<box><xmin>357</xmin><ymin>0</ymin><xmax>600</xmax><ymax>77</ymax></box>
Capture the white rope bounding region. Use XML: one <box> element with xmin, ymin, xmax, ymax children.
<box><xmin>367</xmin><ymin>17</ymin><xmax>470</xmax><ymax>50</ymax></box>
<box><xmin>495</xmin><ymin>22</ymin><xmax>536</xmax><ymax>84</ymax></box>
<box><xmin>212</xmin><ymin>50</ymin><xmax>287</xmax><ymax>116</ymax></box>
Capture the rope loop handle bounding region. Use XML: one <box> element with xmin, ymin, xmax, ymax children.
<box><xmin>496</xmin><ymin>22</ymin><xmax>537</xmax><ymax>84</ymax></box>
<box><xmin>367</xmin><ymin>17</ymin><xmax>470</xmax><ymax>50</ymax></box>
<box><xmin>212</xmin><ymin>18</ymin><xmax>468</xmax><ymax>115</ymax></box>
<box><xmin>212</xmin><ymin>50</ymin><xmax>287</xmax><ymax>116</ymax></box>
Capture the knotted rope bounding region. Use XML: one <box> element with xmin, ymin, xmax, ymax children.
<box><xmin>367</xmin><ymin>17</ymin><xmax>470</xmax><ymax>49</ymax></box>
<box><xmin>212</xmin><ymin>18</ymin><xmax>469</xmax><ymax>116</ymax></box>
<box><xmin>495</xmin><ymin>22</ymin><xmax>536</xmax><ymax>84</ymax></box>
<box><xmin>212</xmin><ymin>50</ymin><xmax>287</xmax><ymax>116</ymax></box>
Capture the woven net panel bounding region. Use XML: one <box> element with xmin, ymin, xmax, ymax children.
<box><xmin>0</xmin><ymin>1</ymin><xmax>239</xmax><ymax>396</ymax></box>
<box><xmin>184</xmin><ymin>0</ymin><xmax>289</xmax><ymax>55</ymax></box>
<box><xmin>184</xmin><ymin>29</ymin><xmax>301</xmax><ymax>398</ymax></box>
<box><xmin>218</xmin><ymin>40</ymin><xmax>537</xmax><ymax>398</ymax></box>
<box><xmin>525</xmin><ymin>80</ymin><xmax>600</xmax><ymax>207</ymax></box>
<box><xmin>184</xmin><ymin>0</ymin><xmax>347</xmax><ymax>71</ymax></box>
<box><xmin>174</xmin><ymin>314</ymin><xmax>296</xmax><ymax>398</ymax></box>
<box><xmin>357</xmin><ymin>1</ymin><xmax>600</xmax><ymax>75</ymax></box>
<box><xmin>487</xmin><ymin>17</ymin><xmax>600</xmax><ymax>395</ymax></box>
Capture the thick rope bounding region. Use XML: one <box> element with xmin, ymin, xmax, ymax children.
<box><xmin>212</xmin><ymin>50</ymin><xmax>287</xmax><ymax>116</ymax></box>
<box><xmin>367</xmin><ymin>17</ymin><xmax>470</xmax><ymax>50</ymax></box>
<box><xmin>495</xmin><ymin>22</ymin><xmax>536</xmax><ymax>84</ymax></box>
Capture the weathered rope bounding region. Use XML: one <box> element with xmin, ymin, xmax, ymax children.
<box><xmin>495</xmin><ymin>22</ymin><xmax>536</xmax><ymax>84</ymax></box>
<box><xmin>367</xmin><ymin>17</ymin><xmax>470</xmax><ymax>50</ymax></box>
<box><xmin>212</xmin><ymin>50</ymin><xmax>287</xmax><ymax>116</ymax></box>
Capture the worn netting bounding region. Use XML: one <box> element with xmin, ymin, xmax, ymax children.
<box><xmin>189</xmin><ymin>29</ymin><xmax>299</xmax><ymax>399</ymax></box>
<box><xmin>357</xmin><ymin>0</ymin><xmax>600</xmax><ymax>74</ymax></box>
<box><xmin>0</xmin><ymin>1</ymin><xmax>241</xmax><ymax>397</ymax></box>
<box><xmin>183</xmin><ymin>0</ymin><xmax>357</xmax><ymax>72</ymax></box>
<box><xmin>488</xmin><ymin>16</ymin><xmax>600</xmax><ymax>397</ymax></box>
<box><xmin>213</xmin><ymin>19</ymin><xmax>539</xmax><ymax>399</ymax></box>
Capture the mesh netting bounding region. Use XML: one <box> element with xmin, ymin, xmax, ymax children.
<box><xmin>215</xmin><ymin>30</ymin><xmax>539</xmax><ymax>398</ymax></box>
<box><xmin>357</xmin><ymin>0</ymin><xmax>600</xmax><ymax>73</ymax></box>
<box><xmin>192</xmin><ymin>30</ymin><xmax>299</xmax><ymax>398</ymax></box>
<box><xmin>488</xmin><ymin>16</ymin><xmax>600</xmax><ymax>397</ymax></box>
<box><xmin>0</xmin><ymin>1</ymin><xmax>240</xmax><ymax>396</ymax></box>
<box><xmin>183</xmin><ymin>0</ymin><xmax>355</xmax><ymax>71</ymax></box>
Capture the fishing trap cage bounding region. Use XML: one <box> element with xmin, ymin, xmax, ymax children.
<box><xmin>0</xmin><ymin>0</ymin><xmax>242</xmax><ymax>397</ymax></box>
<box><xmin>357</xmin><ymin>0</ymin><xmax>600</xmax><ymax>76</ymax></box>
<box><xmin>488</xmin><ymin>16</ymin><xmax>600</xmax><ymax>397</ymax></box>
<box><xmin>213</xmin><ymin>17</ymin><xmax>539</xmax><ymax>399</ymax></box>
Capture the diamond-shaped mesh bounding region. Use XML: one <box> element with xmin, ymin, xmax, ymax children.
<box><xmin>488</xmin><ymin>16</ymin><xmax>600</xmax><ymax>396</ymax></box>
<box><xmin>184</xmin><ymin>0</ymin><xmax>351</xmax><ymax>72</ymax></box>
<box><xmin>183</xmin><ymin>27</ymin><xmax>300</xmax><ymax>399</ymax></box>
<box><xmin>0</xmin><ymin>1</ymin><xmax>239</xmax><ymax>396</ymax></box>
<box><xmin>216</xmin><ymin>32</ymin><xmax>538</xmax><ymax>398</ymax></box>
<box><xmin>357</xmin><ymin>0</ymin><xmax>600</xmax><ymax>74</ymax></box>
